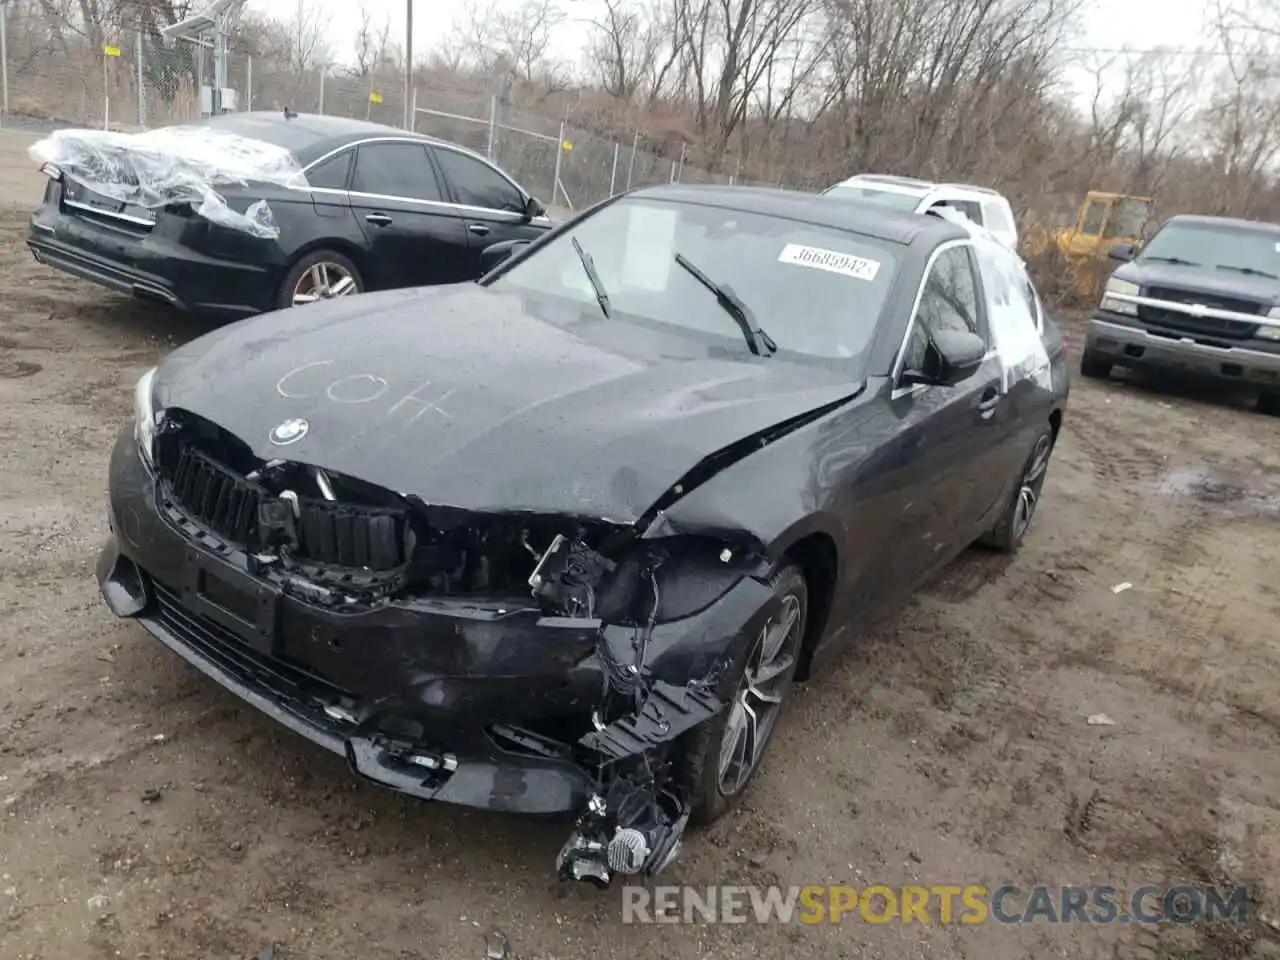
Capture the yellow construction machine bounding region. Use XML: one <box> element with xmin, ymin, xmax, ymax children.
<box><xmin>1021</xmin><ymin>191</ymin><xmax>1156</xmax><ymax>303</ymax></box>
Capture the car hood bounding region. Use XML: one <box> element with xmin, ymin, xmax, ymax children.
<box><xmin>1113</xmin><ymin>261</ymin><xmax>1280</xmax><ymax>305</ymax></box>
<box><xmin>154</xmin><ymin>284</ymin><xmax>861</xmax><ymax>525</ymax></box>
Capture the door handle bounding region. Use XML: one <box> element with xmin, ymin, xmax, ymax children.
<box><xmin>467</xmin><ymin>223</ymin><xmax>491</xmax><ymax>236</ymax></box>
<box><xmin>365</xmin><ymin>213</ymin><xmax>392</xmax><ymax>226</ymax></box>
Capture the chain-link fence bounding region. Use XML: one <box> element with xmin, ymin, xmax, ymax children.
<box><xmin>0</xmin><ymin>8</ymin><xmax>782</xmax><ymax>212</ymax></box>
<box><xmin>410</xmin><ymin>94</ymin><xmax>782</xmax><ymax>212</ymax></box>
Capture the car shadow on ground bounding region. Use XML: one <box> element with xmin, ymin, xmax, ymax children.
<box><xmin>1100</xmin><ymin>366</ymin><xmax>1267</xmax><ymax>415</ymax></box>
<box><xmin>73</xmin><ymin>296</ymin><xmax>237</xmax><ymax>348</ymax></box>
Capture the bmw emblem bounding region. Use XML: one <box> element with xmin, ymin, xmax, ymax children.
<box><xmin>269</xmin><ymin>418</ymin><xmax>309</xmax><ymax>445</ymax></box>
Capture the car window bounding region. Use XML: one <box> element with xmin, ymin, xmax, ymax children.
<box><xmin>433</xmin><ymin>148</ymin><xmax>525</xmax><ymax>213</ymax></box>
<box><xmin>969</xmin><ymin>238</ymin><xmax>1049</xmax><ymax>389</ymax></box>
<box><xmin>902</xmin><ymin>245</ymin><xmax>984</xmax><ymax>373</ymax></box>
<box><xmin>932</xmin><ymin>198</ymin><xmax>983</xmax><ymax>224</ymax></box>
<box><xmin>306</xmin><ymin>151</ymin><xmax>352</xmax><ymax>190</ymax></box>
<box><xmin>983</xmin><ymin>201</ymin><xmax>1016</xmax><ymax>237</ymax></box>
<box><xmin>1021</xmin><ymin>278</ymin><xmax>1044</xmax><ymax>333</ymax></box>
<box><xmin>351</xmin><ymin>142</ymin><xmax>443</xmax><ymax>202</ymax></box>
<box><xmin>1081</xmin><ymin>200</ymin><xmax>1107</xmax><ymax>236</ymax></box>
<box><xmin>489</xmin><ymin>196</ymin><xmax>900</xmax><ymax>363</ymax></box>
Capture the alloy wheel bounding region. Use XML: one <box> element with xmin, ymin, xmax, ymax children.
<box><xmin>716</xmin><ymin>592</ymin><xmax>803</xmax><ymax>797</ymax></box>
<box><xmin>1012</xmin><ymin>433</ymin><xmax>1053</xmax><ymax>540</ymax></box>
<box><xmin>292</xmin><ymin>262</ymin><xmax>357</xmax><ymax>305</ymax></box>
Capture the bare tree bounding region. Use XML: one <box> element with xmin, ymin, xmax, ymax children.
<box><xmin>449</xmin><ymin>0</ymin><xmax>567</xmax><ymax>81</ymax></box>
<box><xmin>282</xmin><ymin>0</ymin><xmax>331</xmax><ymax>72</ymax></box>
<box><xmin>1198</xmin><ymin>0</ymin><xmax>1280</xmax><ymax>212</ymax></box>
<box><xmin>1119</xmin><ymin>52</ymin><xmax>1203</xmax><ymax>193</ymax></box>
<box><xmin>8</xmin><ymin>0</ymin><xmax>1280</xmax><ymax>237</ymax></box>
<box><xmin>1224</xmin><ymin>0</ymin><xmax>1280</xmax><ymax>40</ymax></box>
<box><xmin>667</xmin><ymin>0</ymin><xmax>821</xmax><ymax>153</ymax></box>
<box><xmin>352</xmin><ymin>2</ymin><xmax>394</xmax><ymax>78</ymax></box>
<box><xmin>584</xmin><ymin>0</ymin><xmax>670</xmax><ymax>99</ymax></box>
<box><xmin>807</xmin><ymin>0</ymin><xmax>1081</xmax><ymax>181</ymax></box>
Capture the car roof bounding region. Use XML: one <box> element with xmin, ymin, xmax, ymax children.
<box><xmin>834</xmin><ymin>174</ymin><xmax>1005</xmax><ymax>200</ymax></box>
<box><xmin>182</xmin><ymin>110</ymin><xmax>461</xmax><ymax>166</ymax></box>
<box><xmin>629</xmin><ymin>183</ymin><xmax>971</xmax><ymax>247</ymax></box>
<box><xmin>1163</xmin><ymin>213</ymin><xmax>1280</xmax><ymax>234</ymax></box>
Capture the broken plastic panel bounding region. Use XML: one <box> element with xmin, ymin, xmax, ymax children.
<box><xmin>29</xmin><ymin>126</ymin><xmax>306</xmax><ymax>238</ymax></box>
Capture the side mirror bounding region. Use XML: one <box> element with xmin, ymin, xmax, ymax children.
<box><xmin>480</xmin><ymin>238</ymin><xmax>530</xmax><ymax>274</ymax></box>
<box><xmin>522</xmin><ymin>196</ymin><xmax>545</xmax><ymax>220</ymax></box>
<box><xmin>1108</xmin><ymin>242</ymin><xmax>1136</xmax><ymax>262</ymax></box>
<box><xmin>902</xmin><ymin>328</ymin><xmax>986</xmax><ymax>388</ymax></box>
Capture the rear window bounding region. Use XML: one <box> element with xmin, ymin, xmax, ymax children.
<box><xmin>491</xmin><ymin>196</ymin><xmax>901</xmax><ymax>361</ymax></box>
<box><xmin>182</xmin><ymin>114</ymin><xmax>318</xmax><ymax>156</ymax></box>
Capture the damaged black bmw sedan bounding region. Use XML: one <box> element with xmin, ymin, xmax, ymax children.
<box><xmin>97</xmin><ymin>184</ymin><xmax>1069</xmax><ymax>886</ymax></box>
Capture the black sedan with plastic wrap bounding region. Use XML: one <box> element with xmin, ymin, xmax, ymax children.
<box><xmin>97</xmin><ymin>184</ymin><xmax>1070</xmax><ymax>887</ymax></box>
<box><xmin>27</xmin><ymin>112</ymin><xmax>552</xmax><ymax>318</ymax></box>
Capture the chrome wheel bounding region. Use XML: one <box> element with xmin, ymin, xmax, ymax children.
<box><xmin>292</xmin><ymin>261</ymin><xmax>357</xmax><ymax>305</ymax></box>
<box><xmin>716</xmin><ymin>593</ymin><xmax>803</xmax><ymax>797</ymax></box>
<box><xmin>1012</xmin><ymin>433</ymin><xmax>1053</xmax><ymax>540</ymax></box>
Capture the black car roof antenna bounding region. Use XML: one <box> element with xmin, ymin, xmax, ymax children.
<box><xmin>283</xmin><ymin>107</ymin><xmax>297</xmax><ymax>119</ymax></box>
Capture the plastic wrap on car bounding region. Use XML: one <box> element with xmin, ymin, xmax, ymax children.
<box><xmin>933</xmin><ymin>206</ymin><xmax>1053</xmax><ymax>392</ymax></box>
<box><xmin>28</xmin><ymin>126</ymin><xmax>307</xmax><ymax>239</ymax></box>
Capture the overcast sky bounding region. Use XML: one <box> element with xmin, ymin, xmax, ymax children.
<box><xmin>245</xmin><ymin>0</ymin><xmax>1218</xmax><ymax>102</ymax></box>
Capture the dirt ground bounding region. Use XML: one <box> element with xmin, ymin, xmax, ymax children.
<box><xmin>2</xmin><ymin>128</ymin><xmax>1280</xmax><ymax>960</ymax></box>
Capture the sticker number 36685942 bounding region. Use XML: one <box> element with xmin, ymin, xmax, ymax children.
<box><xmin>777</xmin><ymin>243</ymin><xmax>881</xmax><ymax>281</ymax></box>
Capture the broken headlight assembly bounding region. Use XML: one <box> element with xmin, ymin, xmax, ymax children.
<box><xmin>534</xmin><ymin>534</ymin><xmax>765</xmax><ymax>889</ymax></box>
<box><xmin>133</xmin><ymin>366</ymin><xmax>161</xmax><ymax>470</ymax></box>
<box><xmin>538</xmin><ymin>533</ymin><xmax>758</xmax><ymax>627</ymax></box>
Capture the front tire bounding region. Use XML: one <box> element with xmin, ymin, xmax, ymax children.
<box><xmin>677</xmin><ymin>564</ymin><xmax>807</xmax><ymax>825</ymax></box>
<box><xmin>1258</xmin><ymin>392</ymin><xmax>1280</xmax><ymax>417</ymax></box>
<box><xmin>980</xmin><ymin>424</ymin><xmax>1056</xmax><ymax>553</ymax></box>
<box><xmin>278</xmin><ymin>250</ymin><xmax>364</xmax><ymax>310</ymax></box>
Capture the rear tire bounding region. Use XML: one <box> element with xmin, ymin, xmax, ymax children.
<box><xmin>278</xmin><ymin>250</ymin><xmax>364</xmax><ymax>310</ymax></box>
<box><xmin>1080</xmin><ymin>350</ymin><xmax>1112</xmax><ymax>380</ymax></box>
<box><xmin>677</xmin><ymin>564</ymin><xmax>807</xmax><ymax>826</ymax></box>
<box><xmin>1258</xmin><ymin>392</ymin><xmax>1280</xmax><ymax>417</ymax></box>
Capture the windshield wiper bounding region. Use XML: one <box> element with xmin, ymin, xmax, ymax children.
<box><xmin>1142</xmin><ymin>255</ymin><xmax>1199</xmax><ymax>266</ymax></box>
<box><xmin>1216</xmin><ymin>264</ymin><xmax>1279</xmax><ymax>279</ymax></box>
<box><xmin>673</xmin><ymin>253</ymin><xmax>777</xmax><ymax>356</ymax></box>
<box><xmin>571</xmin><ymin>237</ymin><xmax>610</xmax><ymax>318</ymax></box>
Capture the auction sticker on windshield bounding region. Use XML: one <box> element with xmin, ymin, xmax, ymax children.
<box><xmin>778</xmin><ymin>244</ymin><xmax>881</xmax><ymax>281</ymax></box>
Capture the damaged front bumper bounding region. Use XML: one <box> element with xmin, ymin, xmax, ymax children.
<box><xmin>99</xmin><ymin>426</ymin><xmax>775</xmax><ymax>885</ymax></box>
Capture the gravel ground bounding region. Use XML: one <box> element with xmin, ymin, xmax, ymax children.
<box><xmin>1</xmin><ymin>130</ymin><xmax>1279</xmax><ymax>960</ymax></box>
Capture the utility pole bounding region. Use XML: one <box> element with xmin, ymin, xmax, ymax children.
<box><xmin>403</xmin><ymin>0</ymin><xmax>413</xmax><ymax>129</ymax></box>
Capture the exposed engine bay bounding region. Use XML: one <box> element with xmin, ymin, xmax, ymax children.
<box><xmin>151</xmin><ymin>409</ymin><xmax>771</xmax><ymax>887</ymax></box>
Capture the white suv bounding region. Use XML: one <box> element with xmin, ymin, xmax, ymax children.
<box><xmin>823</xmin><ymin>174</ymin><xmax>1019</xmax><ymax>249</ymax></box>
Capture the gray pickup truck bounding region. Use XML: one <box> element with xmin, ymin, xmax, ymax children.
<box><xmin>1082</xmin><ymin>214</ymin><xmax>1280</xmax><ymax>414</ymax></box>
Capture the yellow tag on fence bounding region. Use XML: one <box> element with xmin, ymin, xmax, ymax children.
<box><xmin>562</xmin><ymin>140</ymin><xmax>573</xmax><ymax>152</ymax></box>
<box><xmin>103</xmin><ymin>45</ymin><xmax>121</xmax><ymax>57</ymax></box>
<box><xmin>369</xmin><ymin>91</ymin><xmax>383</xmax><ymax>104</ymax></box>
